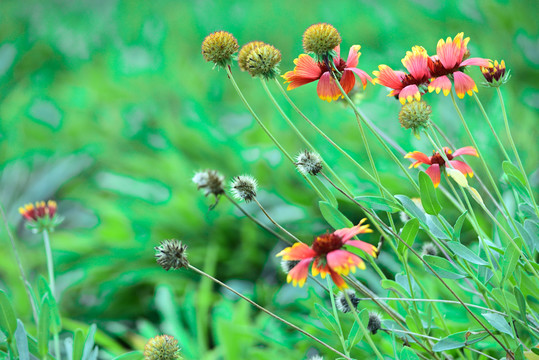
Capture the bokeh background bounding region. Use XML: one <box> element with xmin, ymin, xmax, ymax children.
<box><xmin>0</xmin><ymin>0</ymin><xmax>537</xmax><ymax>358</ymax></box>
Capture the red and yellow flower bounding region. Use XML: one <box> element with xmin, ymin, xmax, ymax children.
<box><xmin>427</xmin><ymin>33</ymin><xmax>490</xmax><ymax>98</ymax></box>
<box><xmin>276</xmin><ymin>219</ymin><xmax>377</xmax><ymax>289</ymax></box>
<box><xmin>283</xmin><ymin>45</ymin><xmax>373</xmax><ymax>102</ymax></box>
<box><xmin>373</xmin><ymin>46</ymin><xmax>431</xmax><ymax>104</ymax></box>
<box><xmin>405</xmin><ymin>146</ymin><xmax>478</xmax><ymax>187</ymax></box>
<box><xmin>19</xmin><ymin>200</ymin><xmax>61</xmax><ymax>233</ymax></box>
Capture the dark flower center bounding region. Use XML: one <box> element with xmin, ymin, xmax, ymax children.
<box><xmin>319</xmin><ymin>58</ymin><xmax>347</xmax><ymax>80</ymax></box>
<box><xmin>430</xmin><ymin>150</ymin><xmax>453</xmax><ymax>166</ymax></box>
<box><xmin>428</xmin><ymin>57</ymin><xmax>463</xmax><ymax>77</ymax></box>
<box><xmin>312</xmin><ymin>233</ymin><xmax>344</xmax><ymax>255</ymax></box>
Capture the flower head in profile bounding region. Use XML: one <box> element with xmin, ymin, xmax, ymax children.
<box><xmin>398</xmin><ymin>99</ymin><xmax>432</xmax><ymax>138</ymax></box>
<box><xmin>19</xmin><ymin>200</ymin><xmax>62</xmax><ymax>233</ymax></box>
<box><xmin>373</xmin><ymin>46</ymin><xmax>431</xmax><ymax>104</ymax></box>
<box><xmin>405</xmin><ymin>146</ymin><xmax>478</xmax><ymax>187</ymax></box>
<box><xmin>201</xmin><ymin>31</ymin><xmax>239</xmax><ymax>68</ymax></box>
<box><xmin>245</xmin><ymin>44</ymin><xmax>282</xmax><ymax>80</ymax></box>
<box><xmin>283</xmin><ymin>45</ymin><xmax>373</xmax><ymax>102</ymax></box>
<box><xmin>155</xmin><ymin>239</ymin><xmax>189</xmax><ymax>271</ymax></box>
<box><xmin>192</xmin><ymin>169</ymin><xmax>225</xmax><ymax>197</ymax></box>
<box><xmin>481</xmin><ymin>60</ymin><xmax>510</xmax><ymax>87</ymax></box>
<box><xmin>144</xmin><ymin>334</ymin><xmax>182</xmax><ymax>360</ymax></box>
<box><xmin>238</xmin><ymin>41</ymin><xmax>265</xmax><ymax>72</ymax></box>
<box><xmin>230</xmin><ymin>175</ymin><xmax>258</xmax><ymax>202</ymax></box>
<box><xmin>302</xmin><ymin>23</ymin><xmax>341</xmax><ymax>61</ymax></box>
<box><xmin>276</xmin><ymin>219</ymin><xmax>377</xmax><ymax>289</ymax></box>
<box><xmin>428</xmin><ymin>33</ymin><xmax>491</xmax><ymax>98</ymax></box>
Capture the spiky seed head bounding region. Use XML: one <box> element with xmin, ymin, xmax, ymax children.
<box><xmin>246</xmin><ymin>44</ymin><xmax>282</xmax><ymax>80</ymax></box>
<box><xmin>238</xmin><ymin>41</ymin><xmax>265</xmax><ymax>72</ymax></box>
<box><xmin>192</xmin><ymin>170</ymin><xmax>225</xmax><ymax>197</ymax></box>
<box><xmin>280</xmin><ymin>259</ymin><xmax>300</xmax><ymax>274</ymax></box>
<box><xmin>367</xmin><ymin>312</ymin><xmax>382</xmax><ymax>334</ymax></box>
<box><xmin>302</xmin><ymin>23</ymin><xmax>341</xmax><ymax>58</ymax></box>
<box><xmin>295</xmin><ymin>150</ymin><xmax>323</xmax><ymax>176</ymax></box>
<box><xmin>144</xmin><ymin>335</ymin><xmax>182</xmax><ymax>360</ymax></box>
<box><xmin>230</xmin><ymin>175</ymin><xmax>258</xmax><ymax>202</ymax></box>
<box><xmin>201</xmin><ymin>31</ymin><xmax>239</xmax><ymax>68</ymax></box>
<box><xmin>335</xmin><ymin>289</ymin><xmax>360</xmax><ymax>313</ymax></box>
<box><xmin>422</xmin><ymin>243</ymin><xmax>438</xmax><ymax>256</ymax></box>
<box><xmin>481</xmin><ymin>60</ymin><xmax>510</xmax><ymax>87</ymax></box>
<box><xmin>398</xmin><ymin>100</ymin><xmax>431</xmax><ymax>139</ymax></box>
<box><xmin>399</xmin><ymin>211</ymin><xmax>410</xmax><ymax>223</ymax></box>
<box><xmin>155</xmin><ymin>239</ymin><xmax>189</xmax><ymax>271</ymax></box>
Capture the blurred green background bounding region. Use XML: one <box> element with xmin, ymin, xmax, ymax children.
<box><xmin>0</xmin><ymin>0</ymin><xmax>537</xmax><ymax>358</ymax></box>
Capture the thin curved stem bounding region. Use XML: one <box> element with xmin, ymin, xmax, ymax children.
<box><xmin>252</xmin><ymin>198</ymin><xmax>303</xmax><ymax>244</ymax></box>
<box><xmin>188</xmin><ymin>265</ymin><xmax>352</xmax><ymax>360</ymax></box>
<box><xmin>472</xmin><ymin>93</ymin><xmax>511</xmax><ymax>161</ymax></box>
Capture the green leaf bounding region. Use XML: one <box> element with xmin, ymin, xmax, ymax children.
<box><xmin>311</xmin><ymin>176</ymin><xmax>338</xmax><ymax>208</ymax></box>
<box><xmin>426</xmin><ymin>215</ymin><xmax>451</xmax><ymax>240</ymax></box>
<box><xmin>503</xmin><ymin>161</ymin><xmax>526</xmax><ymax>186</ymax></box>
<box><xmin>38</xmin><ymin>295</ymin><xmax>51</xmax><ymax>358</ymax></box>
<box><xmin>82</xmin><ymin>324</ymin><xmax>97</xmax><ymax>360</ymax></box>
<box><xmin>395</xmin><ymin>195</ymin><xmax>426</xmax><ymax>224</ymax></box>
<box><xmin>507</xmin><ymin>174</ymin><xmax>532</xmax><ymax>205</ymax></box>
<box><xmin>0</xmin><ymin>290</ymin><xmax>17</xmax><ymax>340</ymax></box>
<box><xmin>37</xmin><ymin>277</ymin><xmax>61</xmax><ymax>333</ymax></box>
<box><xmin>419</xmin><ymin>171</ymin><xmax>442</xmax><ymax>215</ymax></box>
<box><xmin>318</xmin><ymin>201</ymin><xmax>353</xmax><ymax>230</ymax></box>
<box><xmin>353</xmin><ymin>196</ymin><xmax>402</xmax><ymax>213</ymax></box>
<box><xmin>514</xmin><ymin>287</ymin><xmax>528</xmax><ymax>324</ymax></box>
<box><xmin>397</xmin><ymin>218</ymin><xmax>419</xmax><ymax>256</ymax></box>
<box><xmin>314</xmin><ymin>303</ymin><xmax>340</xmax><ymax>334</ymax></box>
<box><xmin>112</xmin><ymin>351</ymin><xmax>144</xmax><ymax>360</ymax></box>
<box><xmin>381</xmin><ymin>279</ymin><xmax>410</xmax><ymax>297</ymax></box>
<box><xmin>446</xmin><ymin>241</ymin><xmax>489</xmax><ymax>266</ymax></box>
<box><xmin>346</xmin><ymin>309</ymin><xmax>368</xmax><ymax>352</ymax></box>
<box><xmin>15</xmin><ymin>320</ymin><xmax>29</xmax><ymax>360</ymax></box>
<box><xmin>502</xmin><ymin>242</ymin><xmax>521</xmax><ymax>284</ymax></box>
<box><xmin>73</xmin><ymin>328</ymin><xmax>85</xmax><ymax>360</ymax></box>
<box><xmin>452</xmin><ymin>211</ymin><xmax>468</xmax><ymax>242</ymax></box>
<box><xmin>423</xmin><ymin>255</ymin><xmax>467</xmax><ymax>280</ymax></box>
<box><xmin>400</xmin><ymin>346</ymin><xmax>420</xmax><ymax>360</ymax></box>
<box><xmin>432</xmin><ymin>331</ymin><xmax>488</xmax><ymax>351</ymax></box>
<box><xmin>482</xmin><ymin>312</ymin><xmax>514</xmax><ymax>338</ymax></box>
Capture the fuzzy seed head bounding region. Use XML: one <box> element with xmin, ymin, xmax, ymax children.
<box><xmin>335</xmin><ymin>289</ymin><xmax>360</xmax><ymax>313</ymax></box>
<box><xmin>246</xmin><ymin>44</ymin><xmax>282</xmax><ymax>79</ymax></box>
<box><xmin>280</xmin><ymin>259</ymin><xmax>300</xmax><ymax>274</ymax></box>
<box><xmin>192</xmin><ymin>170</ymin><xmax>225</xmax><ymax>197</ymax></box>
<box><xmin>155</xmin><ymin>239</ymin><xmax>189</xmax><ymax>271</ymax></box>
<box><xmin>230</xmin><ymin>175</ymin><xmax>258</xmax><ymax>202</ymax></box>
<box><xmin>422</xmin><ymin>243</ymin><xmax>438</xmax><ymax>256</ymax></box>
<box><xmin>367</xmin><ymin>312</ymin><xmax>382</xmax><ymax>334</ymax></box>
<box><xmin>399</xmin><ymin>100</ymin><xmax>431</xmax><ymax>136</ymax></box>
<box><xmin>201</xmin><ymin>31</ymin><xmax>239</xmax><ymax>68</ymax></box>
<box><xmin>238</xmin><ymin>41</ymin><xmax>265</xmax><ymax>72</ymax></box>
<box><xmin>302</xmin><ymin>23</ymin><xmax>341</xmax><ymax>57</ymax></box>
<box><xmin>144</xmin><ymin>335</ymin><xmax>181</xmax><ymax>360</ymax></box>
<box><xmin>295</xmin><ymin>150</ymin><xmax>323</xmax><ymax>176</ymax></box>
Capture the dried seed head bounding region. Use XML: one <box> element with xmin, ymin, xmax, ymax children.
<box><xmin>302</xmin><ymin>23</ymin><xmax>341</xmax><ymax>58</ymax></box>
<box><xmin>335</xmin><ymin>289</ymin><xmax>360</xmax><ymax>313</ymax></box>
<box><xmin>367</xmin><ymin>312</ymin><xmax>382</xmax><ymax>334</ymax></box>
<box><xmin>422</xmin><ymin>243</ymin><xmax>438</xmax><ymax>256</ymax></box>
<box><xmin>399</xmin><ymin>211</ymin><xmax>410</xmax><ymax>223</ymax></box>
<box><xmin>398</xmin><ymin>100</ymin><xmax>431</xmax><ymax>139</ymax></box>
<box><xmin>246</xmin><ymin>44</ymin><xmax>282</xmax><ymax>79</ymax></box>
<box><xmin>201</xmin><ymin>31</ymin><xmax>239</xmax><ymax>68</ymax></box>
<box><xmin>295</xmin><ymin>150</ymin><xmax>323</xmax><ymax>176</ymax></box>
<box><xmin>481</xmin><ymin>60</ymin><xmax>510</xmax><ymax>87</ymax></box>
<box><xmin>155</xmin><ymin>239</ymin><xmax>189</xmax><ymax>271</ymax></box>
<box><xmin>144</xmin><ymin>335</ymin><xmax>182</xmax><ymax>360</ymax></box>
<box><xmin>238</xmin><ymin>41</ymin><xmax>265</xmax><ymax>72</ymax></box>
<box><xmin>280</xmin><ymin>259</ymin><xmax>300</xmax><ymax>274</ymax></box>
<box><xmin>230</xmin><ymin>175</ymin><xmax>258</xmax><ymax>202</ymax></box>
<box><xmin>192</xmin><ymin>170</ymin><xmax>225</xmax><ymax>197</ymax></box>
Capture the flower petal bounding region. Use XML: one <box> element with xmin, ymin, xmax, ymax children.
<box><xmin>373</xmin><ymin>65</ymin><xmax>405</xmax><ymax>90</ymax></box>
<box><xmin>425</xmin><ymin>164</ymin><xmax>442</xmax><ymax>188</ymax></box>
<box><xmin>329</xmin><ymin>270</ymin><xmax>347</xmax><ymax>289</ymax></box>
<box><xmin>452</xmin><ymin>146</ymin><xmax>478</xmax><ymax>157</ymax></box>
<box><xmin>404</xmin><ymin>151</ymin><xmax>431</xmax><ymax>167</ymax></box>
<box><xmin>450</xmin><ymin>160</ymin><xmax>474</xmax><ymax>178</ymax></box>
<box><xmin>346</xmin><ymin>240</ymin><xmax>377</xmax><ymax>257</ymax></box>
<box><xmin>437</xmin><ymin>33</ymin><xmax>463</xmax><ymax>70</ymax></box>
<box><xmin>347</xmin><ymin>67</ymin><xmax>373</xmax><ymax>89</ymax></box>
<box><xmin>327</xmin><ymin>250</ymin><xmax>365</xmax><ymax>276</ymax></box>
<box><xmin>334</xmin><ymin>219</ymin><xmax>371</xmax><ymax>242</ymax></box>
<box><xmin>276</xmin><ymin>242</ymin><xmax>316</xmax><ymax>260</ymax></box>
<box><xmin>317</xmin><ymin>71</ymin><xmax>342</xmax><ymax>102</ymax></box>
<box><xmin>287</xmin><ymin>258</ymin><xmax>312</xmax><ymax>287</ymax></box>
<box><xmin>312</xmin><ymin>258</ymin><xmax>330</xmax><ymax>278</ymax></box>
<box><xmin>453</xmin><ymin>71</ymin><xmax>478</xmax><ymax>98</ymax></box>
<box><xmin>461</xmin><ymin>57</ymin><xmax>490</xmax><ymax>68</ymax></box>
<box><xmin>339</xmin><ymin>69</ymin><xmax>356</xmax><ymax>95</ymax></box>
<box><xmin>401</xmin><ymin>46</ymin><xmax>430</xmax><ymax>80</ymax></box>
<box><xmin>399</xmin><ymin>84</ymin><xmax>421</xmax><ymax>104</ymax></box>
<box><xmin>345</xmin><ymin>45</ymin><xmax>361</xmax><ymax>68</ymax></box>
<box><xmin>428</xmin><ymin>75</ymin><xmax>452</xmax><ymax>96</ymax></box>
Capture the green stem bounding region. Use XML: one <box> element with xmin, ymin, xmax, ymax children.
<box><xmin>252</xmin><ymin>198</ymin><xmax>302</xmax><ymax>244</ymax></box>
<box><xmin>473</xmin><ymin>93</ymin><xmax>511</xmax><ymax>162</ymax></box>
<box><xmin>496</xmin><ymin>87</ymin><xmax>539</xmax><ymax>217</ymax></box>
<box><xmin>225</xmin><ymin>66</ymin><xmax>326</xmax><ymax>200</ymax></box>
<box><xmin>262</xmin><ymin>79</ymin><xmax>353</xmax><ymax>195</ymax></box>
<box><xmin>43</xmin><ymin>230</ymin><xmax>60</xmax><ymax>360</ymax></box>
<box><xmin>188</xmin><ymin>265</ymin><xmax>352</xmax><ymax>359</ymax></box>
<box><xmin>327</xmin><ymin>278</ymin><xmax>350</xmax><ymax>357</ymax></box>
